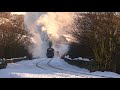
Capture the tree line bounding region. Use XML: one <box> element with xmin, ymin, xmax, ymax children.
<box><xmin>0</xmin><ymin>12</ymin><xmax>32</xmax><ymax>59</ymax></box>
<box><xmin>69</xmin><ymin>12</ymin><xmax>120</xmax><ymax>73</ymax></box>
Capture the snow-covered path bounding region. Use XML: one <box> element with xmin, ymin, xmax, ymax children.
<box><xmin>0</xmin><ymin>58</ymin><xmax>120</xmax><ymax>78</ymax></box>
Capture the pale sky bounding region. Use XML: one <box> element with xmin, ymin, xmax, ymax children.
<box><xmin>11</xmin><ymin>12</ymin><xmax>26</xmax><ymax>15</ymax></box>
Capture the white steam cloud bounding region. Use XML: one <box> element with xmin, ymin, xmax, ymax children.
<box><xmin>24</xmin><ymin>12</ymin><xmax>75</xmax><ymax>58</ymax></box>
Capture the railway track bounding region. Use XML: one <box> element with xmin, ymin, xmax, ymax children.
<box><xmin>10</xmin><ymin>58</ymin><xmax>114</xmax><ymax>78</ymax></box>
<box><xmin>36</xmin><ymin>58</ymin><xmax>108</xmax><ymax>78</ymax></box>
<box><xmin>36</xmin><ymin>58</ymin><xmax>76</xmax><ymax>78</ymax></box>
<box><xmin>49</xmin><ymin>59</ymin><xmax>116</xmax><ymax>78</ymax></box>
<box><xmin>47</xmin><ymin>59</ymin><xmax>106</xmax><ymax>78</ymax></box>
<box><xmin>36</xmin><ymin>58</ymin><xmax>48</xmax><ymax>70</ymax></box>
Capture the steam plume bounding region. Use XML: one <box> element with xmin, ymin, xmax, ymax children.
<box><xmin>24</xmin><ymin>12</ymin><xmax>75</xmax><ymax>58</ymax></box>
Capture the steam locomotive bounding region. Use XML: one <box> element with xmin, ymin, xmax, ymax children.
<box><xmin>46</xmin><ymin>48</ymin><xmax>54</xmax><ymax>58</ymax></box>
<box><xmin>46</xmin><ymin>41</ymin><xmax>54</xmax><ymax>58</ymax></box>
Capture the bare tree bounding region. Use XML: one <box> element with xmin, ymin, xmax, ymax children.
<box><xmin>0</xmin><ymin>12</ymin><xmax>30</xmax><ymax>58</ymax></box>
<box><xmin>70</xmin><ymin>12</ymin><xmax>120</xmax><ymax>72</ymax></box>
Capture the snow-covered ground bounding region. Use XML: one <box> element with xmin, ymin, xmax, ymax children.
<box><xmin>0</xmin><ymin>58</ymin><xmax>120</xmax><ymax>78</ymax></box>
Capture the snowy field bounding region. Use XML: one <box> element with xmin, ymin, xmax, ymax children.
<box><xmin>0</xmin><ymin>58</ymin><xmax>120</xmax><ymax>78</ymax></box>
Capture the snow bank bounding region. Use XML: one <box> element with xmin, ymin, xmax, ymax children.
<box><xmin>65</xmin><ymin>55</ymin><xmax>90</xmax><ymax>61</ymax></box>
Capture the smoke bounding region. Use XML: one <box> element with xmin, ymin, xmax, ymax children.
<box><xmin>24</xmin><ymin>12</ymin><xmax>75</xmax><ymax>58</ymax></box>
